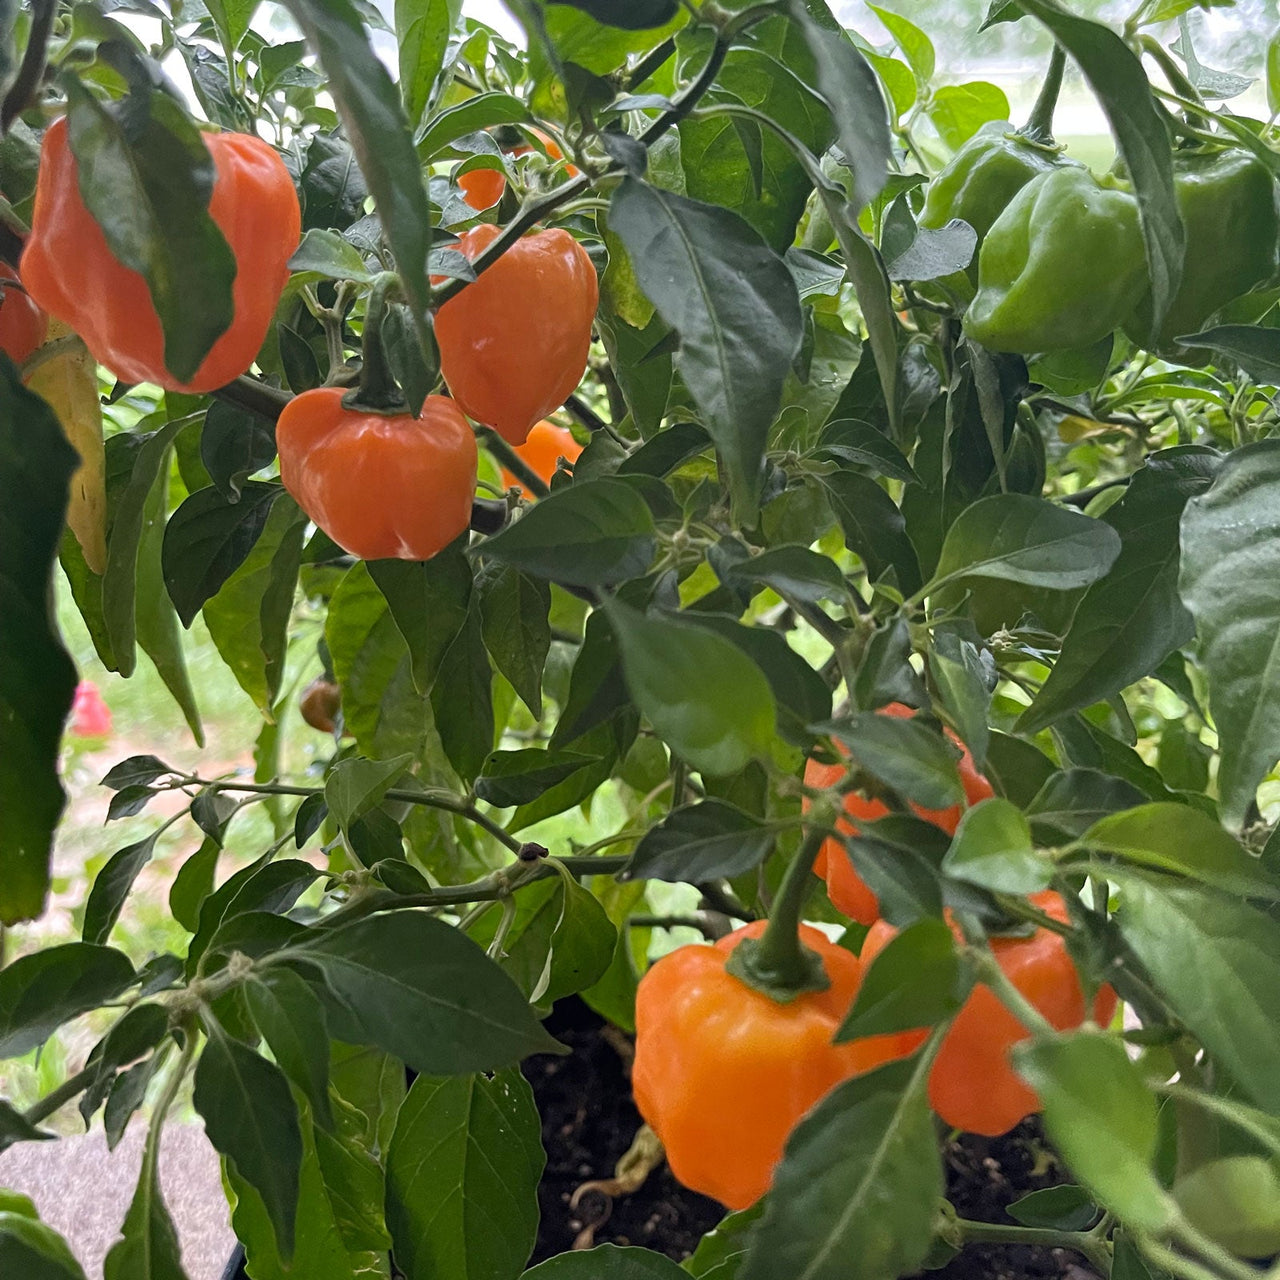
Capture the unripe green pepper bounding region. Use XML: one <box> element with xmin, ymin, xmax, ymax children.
<box><xmin>1123</xmin><ymin>149</ymin><xmax>1280</xmax><ymax>358</ymax></box>
<box><xmin>965</xmin><ymin>167</ymin><xmax>1147</xmax><ymax>354</ymax></box>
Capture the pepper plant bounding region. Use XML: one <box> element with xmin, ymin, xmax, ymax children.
<box><xmin>3</xmin><ymin>0</ymin><xmax>1280</xmax><ymax>1277</ymax></box>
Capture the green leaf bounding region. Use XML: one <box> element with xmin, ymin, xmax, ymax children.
<box><xmin>942</xmin><ymin>798</ymin><xmax>1052</xmax><ymax>894</ymax></box>
<box><xmin>275</xmin><ymin>913</ymin><xmax>564</xmax><ymax>1074</ymax></box>
<box><xmin>720</xmin><ymin>545</ymin><xmax>846</xmax><ymax>605</ymax></box>
<box><xmin>790</xmin><ymin>5</ymin><xmax>892</xmax><ymax>212</ymax></box>
<box><xmin>84</xmin><ymin>831</ymin><xmax>163</xmax><ymax>946</ymax></box>
<box><xmin>925</xmin><ymin>82</ymin><xmax>1010</xmax><ymax>148</ymax></box>
<box><xmin>932</xmin><ymin>494</ymin><xmax>1121</xmax><ymax>593</ymax></box>
<box><xmin>1007</xmin><ymin>1185</ymin><xmax>1098</xmax><ymax>1231</ymax></box>
<box><xmin>396</xmin><ymin>0</ymin><xmax>461</xmax><ymax>129</ymax></box>
<box><xmin>193</xmin><ymin>1028</ymin><xmax>302</xmax><ymax>1258</ymax></box>
<box><xmin>927</xmin><ymin>627</ymin><xmax>993</xmax><ymax>768</ymax></box>
<box><xmin>609</xmin><ymin>177</ymin><xmax>803</xmax><ymax>523</ymax></box>
<box><xmin>475</xmin><ymin>749</ymin><xmax>600</xmax><ymax>808</ymax></box>
<box><xmin>683</xmin><ymin>1206</ymin><xmax>764</xmax><ymax>1279</ymax></box>
<box><xmin>415</xmin><ymin>92</ymin><xmax>530</xmax><ymax>159</ymax></box>
<box><xmin>385</xmin><ymin>1069</ymin><xmax>544</xmax><ymax>1280</ymax></box>
<box><xmin>525</xmin><ymin>1244</ymin><xmax>688</xmax><ymax>1278</ymax></box>
<box><xmin>0</xmin><ymin>365</ymin><xmax>80</xmax><ymax>924</ymax></box>
<box><xmin>324</xmin><ymin>754</ymin><xmax>414</xmax><ymax>834</ymax></box>
<box><xmin>814</xmin><ymin>419</ymin><xmax>917</xmax><ymax>485</ymax></box>
<box><xmin>867</xmin><ymin>3</ymin><xmax>934</xmax><ymax>83</ymax></box>
<box><xmin>282</xmin><ymin>0</ymin><xmax>435</xmax><ymax>361</ymax></box>
<box><xmin>368</xmin><ymin>542</ymin><xmax>472</xmax><ymax>695</ymax></box>
<box><xmin>1018</xmin><ymin>448</ymin><xmax>1219</xmax><ymax>734</ymax></box>
<box><xmin>162</xmin><ymin>482</ymin><xmax>282</xmax><ymax>628</ymax></box>
<box><xmin>740</xmin><ymin>1054</ymin><xmax>942</xmax><ymax>1280</ymax></box>
<box><xmin>64</xmin><ymin>80</ymin><xmax>236</xmax><ymax>383</ymax></box>
<box><xmin>102</xmin><ymin>1133</ymin><xmax>189</xmax><ymax>1280</ymax></box>
<box><xmin>0</xmin><ymin>1210</ymin><xmax>88</xmax><ymax>1280</ymax></box>
<box><xmin>429</xmin><ymin>595</ymin><xmax>494</xmax><ymax>782</ymax></box>
<box><xmin>1179</xmin><ymin>439</ymin><xmax>1280</xmax><ymax>825</ymax></box>
<box><xmin>78</xmin><ymin>1004</ymin><xmax>171</xmax><ymax>1128</ymax></box>
<box><xmin>204</xmin><ymin>494</ymin><xmax>306</xmax><ymax>716</ymax></box>
<box><xmin>479</xmin><ymin>479</ymin><xmax>656</xmax><ymax>587</ymax></box>
<box><xmin>1015</xmin><ymin>1032</ymin><xmax>1174</xmax><ymax>1232</ymax></box>
<box><xmin>1115</xmin><ymin>878</ymin><xmax>1280</xmax><ymax>1113</ymax></box>
<box><xmin>605</xmin><ymin>599</ymin><xmax>777</xmax><ymax>776</ymax></box>
<box><xmin>289</xmin><ymin>227</ymin><xmax>375</xmax><ymax>283</ymax></box>
<box><xmin>245</xmin><ymin>970</ymin><xmax>334</xmax><ymax>1130</ymax></box>
<box><xmin>547</xmin><ymin>0</ymin><xmax>679</xmax><ymax>29</ymax></box>
<box><xmin>1026</xmin><ymin>768</ymin><xmax>1148</xmax><ymax>842</ymax></box>
<box><xmin>199</xmin><ymin>400</ymin><xmax>275</xmax><ymax>504</ymax></box>
<box><xmin>623</xmin><ymin>800</ymin><xmax>775</xmax><ymax>882</ymax></box>
<box><xmin>822</xmin><ymin>471</ymin><xmax>922</xmax><ymax>592</ymax></box>
<box><xmin>823</xmin><ymin>712</ymin><xmax>963</xmax><ymax>809</ymax></box>
<box><xmin>837</xmin><ymin>918</ymin><xmax>969</xmax><ymax>1040</ymax></box>
<box><xmin>0</xmin><ymin>1102</ymin><xmax>54</xmax><ymax>1156</ymax></box>
<box><xmin>205</xmin><ymin>0</ymin><xmax>258</xmax><ymax>54</ymax></box>
<box><xmin>884</xmin><ymin>218</ymin><xmax>977</xmax><ymax>283</ymax></box>
<box><xmin>169</xmin><ymin>839</ymin><xmax>220</xmax><ymax>933</ymax></box>
<box><xmin>1013</xmin><ymin>0</ymin><xmax>1183</xmax><ymax>329</ymax></box>
<box><xmin>1080</xmin><ymin>804</ymin><xmax>1270</xmax><ymax>896</ymax></box>
<box><xmin>477</xmin><ymin>565</ymin><xmax>551</xmax><ymax>719</ymax></box>
<box><xmin>0</xmin><ymin>942</ymin><xmax>135</xmax><ymax>1059</ymax></box>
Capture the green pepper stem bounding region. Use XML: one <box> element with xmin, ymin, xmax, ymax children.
<box><xmin>345</xmin><ymin>272</ymin><xmax>409</xmax><ymax>414</ymax></box>
<box><xmin>724</xmin><ymin>826</ymin><xmax>830</xmax><ymax>1000</ymax></box>
<box><xmin>479</xmin><ymin>426</ymin><xmax>550</xmax><ymax>498</ymax></box>
<box><xmin>1139</xmin><ymin>35</ymin><xmax>1204</xmax><ymax>110</ymax></box>
<box><xmin>1023</xmin><ymin>42</ymin><xmax>1066</xmax><ymax>141</ymax></box>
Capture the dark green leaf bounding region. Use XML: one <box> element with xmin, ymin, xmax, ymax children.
<box><xmin>1179</xmin><ymin>439</ymin><xmax>1280</xmax><ymax>824</ymax></box>
<box><xmin>1027</xmin><ymin>768</ymin><xmax>1148</xmax><ymax>842</ymax></box>
<box><xmin>1019</xmin><ymin>448</ymin><xmax>1219</xmax><ymax>734</ymax></box>
<box><xmin>0</xmin><ymin>365</ymin><xmax>80</xmax><ymax>923</ymax></box>
<box><xmin>815</xmin><ymin>419</ymin><xmax>918</xmax><ymax>485</ymax></box>
<box><xmin>1015</xmin><ymin>1032</ymin><xmax>1173</xmax><ymax>1231</ymax></box>
<box><xmin>0</xmin><ymin>943</ymin><xmax>135</xmax><ymax>1059</ymax></box>
<box><xmin>525</xmin><ymin>1244</ymin><xmax>688</xmax><ymax>1278</ymax></box>
<box><xmin>200</xmin><ymin>400</ymin><xmax>277</xmax><ymax>502</ymax></box>
<box><xmin>475</xmin><ymin>749</ymin><xmax>599</xmax><ymax>808</ymax></box>
<box><xmin>276</xmin><ymin>913</ymin><xmax>564</xmax><ymax>1074</ymax></box>
<box><xmin>0</xmin><ymin>1102</ymin><xmax>54</xmax><ymax>1156</ymax></box>
<box><xmin>623</xmin><ymin>800</ymin><xmax>775</xmax><ymax>882</ymax></box>
<box><xmin>0</xmin><ymin>1210</ymin><xmax>88</xmax><ymax>1279</ymax></box>
<box><xmin>547</xmin><ymin>0</ymin><xmax>678</xmax><ymax>29</ymax></box>
<box><xmin>101</xmin><ymin>755</ymin><xmax>175</xmax><ymax>791</ymax></box>
<box><xmin>162</xmin><ymin>482</ymin><xmax>282</xmax><ymax>627</ymax></box>
<box><xmin>1115</xmin><ymin>878</ymin><xmax>1280</xmax><ymax>1112</ymax></box>
<box><xmin>479</xmin><ymin>479</ymin><xmax>655</xmax><ymax>587</ymax></box>
<box><xmin>1007</xmin><ymin>1185</ymin><xmax>1099</xmax><ymax>1231</ymax></box>
<box><xmin>84</xmin><ymin>831</ymin><xmax>162</xmax><ymax>945</ymax></box>
<box><xmin>942</xmin><ymin>798</ymin><xmax>1051</xmax><ymax>894</ymax></box>
<box><xmin>430</xmin><ymin>597</ymin><xmax>494</xmax><ymax>782</ymax></box>
<box><xmin>78</xmin><ymin>1004</ymin><xmax>171</xmax><ymax>1127</ymax></box>
<box><xmin>837</xmin><ymin>918</ymin><xmax>968</xmax><ymax>1040</ymax></box>
<box><xmin>822</xmin><ymin>471</ymin><xmax>922</xmax><ymax>592</ymax></box>
<box><xmin>324</xmin><ymin>754</ymin><xmax>413</xmax><ymax>834</ymax></box>
<box><xmin>282</xmin><ymin>0</ymin><xmax>435</xmax><ymax>360</ymax></box>
<box><xmin>478</xmin><ymin>564</ymin><xmax>551</xmax><ymax>719</ymax></box>
<box><xmin>928</xmin><ymin>627</ymin><xmax>993</xmax><ymax>767</ymax></box>
<box><xmin>740</xmin><ymin>1054</ymin><xmax>941</xmax><ymax>1280</ymax></box>
<box><xmin>396</xmin><ymin>0</ymin><xmax>461</xmax><ymax>128</ymax></box>
<box><xmin>852</xmin><ymin>616</ymin><xmax>927</xmax><ymax>713</ymax></box>
<box><xmin>932</xmin><ymin>494</ymin><xmax>1121</xmax><ymax>592</ymax></box>
<box><xmin>169</xmin><ymin>839</ymin><xmax>220</xmax><ymax>933</ymax></box>
<box><xmin>886</xmin><ymin>219</ymin><xmax>976</xmax><ymax>282</ymax></box>
<box><xmin>720</xmin><ymin>545</ymin><xmax>845</xmax><ymax>605</ymax></box>
<box><xmin>104</xmin><ymin>1051</ymin><xmax>164</xmax><ymax>1151</ymax></box>
<box><xmin>609</xmin><ymin>177</ymin><xmax>803</xmax><ymax>523</ymax></box>
<box><xmin>106</xmin><ymin>784</ymin><xmax>160</xmax><ymax>823</ymax></box>
<box><xmin>288</xmin><ymin>226</ymin><xmax>375</xmax><ymax>283</ymax></box>
<box><xmin>1177</xmin><ymin>324</ymin><xmax>1280</xmax><ymax>382</ymax></box>
<box><xmin>194</xmin><ymin>1029</ymin><xmax>302</xmax><ymax>1258</ymax></box>
<box><xmin>245</xmin><ymin>969</ymin><xmax>334</xmax><ymax>1130</ymax></box>
<box><xmin>64</xmin><ymin>80</ymin><xmax>236</xmax><ymax>382</ymax></box>
<box><xmin>606</xmin><ymin>599</ymin><xmax>777</xmax><ymax>776</ymax></box>
<box><xmin>823</xmin><ymin>712</ymin><xmax>963</xmax><ymax>809</ymax></box>
<box><xmin>102</xmin><ymin>1134</ymin><xmax>189</xmax><ymax>1280</ymax></box>
<box><xmin>683</xmin><ymin>1206</ymin><xmax>764</xmax><ymax>1279</ymax></box>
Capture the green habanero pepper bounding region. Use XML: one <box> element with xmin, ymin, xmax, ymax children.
<box><xmin>919</xmin><ymin>45</ymin><xmax>1076</xmax><ymax>285</ymax></box>
<box><xmin>964</xmin><ymin>166</ymin><xmax>1147</xmax><ymax>354</ymax></box>
<box><xmin>1123</xmin><ymin>149</ymin><xmax>1280</xmax><ymax>359</ymax></box>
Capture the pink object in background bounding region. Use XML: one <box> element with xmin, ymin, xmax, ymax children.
<box><xmin>70</xmin><ymin>680</ymin><xmax>112</xmax><ymax>739</ymax></box>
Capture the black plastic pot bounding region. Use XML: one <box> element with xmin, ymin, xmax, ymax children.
<box><xmin>220</xmin><ymin>1245</ymin><xmax>246</xmax><ymax>1280</ymax></box>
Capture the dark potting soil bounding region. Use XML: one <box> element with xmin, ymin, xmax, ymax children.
<box><xmin>524</xmin><ymin>997</ymin><xmax>1101</xmax><ymax>1278</ymax></box>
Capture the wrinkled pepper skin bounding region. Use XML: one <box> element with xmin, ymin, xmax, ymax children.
<box><xmin>631</xmin><ymin>920</ymin><xmax>919</xmax><ymax>1209</ymax></box>
<box><xmin>804</xmin><ymin>703</ymin><xmax>994</xmax><ymax>925</ymax></box>
<box><xmin>435</xmin><ymin>222</ymin><xmax>598</xmax><ymax>445</ymax></box>
<box><xmin>22</xmin><ymin>118</ymin><xmax>301</xmax><ymax>393</ymax></box>
<box><xmin>920</xmin><ymin>123</ymin><xmax>1073</xmax><ymax>281</ymax></box>
<box><xmin>277</xmin><ymin>389</ymin><xmax>477</xmax><ymax>562</ymax></box>
<box><xmin>863</xmin><ymin>892</ymin><xmax>1119</xmax><ymax>1137</ymax></box>
<box><xmin>965</xmin><ymin>167</ymin><xmax>1147</xmax><ymax>354</ymax></box>
<box><xmin>1124</xmin><ymin>150</ymin><xmax>1280</xmax><ymax>358</ymax></box>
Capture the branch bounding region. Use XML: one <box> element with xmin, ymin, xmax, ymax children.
<box><xmin>1</xmin><ymin>0</ymin><xmax>56</xmax><ymax>134</ymax></box>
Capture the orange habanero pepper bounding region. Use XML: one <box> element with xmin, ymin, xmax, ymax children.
<box><xmin>277</xmin><ymin>388</ymin><xmax>477</xmax><ymax>562</ymax></box>
<box><xmin>632</xmin><ymin>920</ymin><xmax>920</xmax><ymax>1210</ymax></box>
<box><xmin>862</xmin><ymin>891</ymin><xmax>1118</xmax><ymax>1136</ymax></box>
<box><xmin>804</xmin><ymin>702</ymin><xmax>994</xmax><ymax>925</ymax></box>
<box><xmin>0</xmin><ymin>263</ymin><xmax>46</xmax><ymax>364</ymax></box>
<box><xmin>434</xmin><ymin>223</ymin><xmax>598</xmax><ymax>445</ymax></box>
<box><xmin>459</xmin><ymin>128</ymin><xmax>581</xmax><ymax>211</ymax></box>
<box><xmin>22</xmin><ymin>118</ymin><xmax>300</xmax><ymax>393</ymax></box>
<box><xmin>500</xmin><ymin>419</ymin><xmax>583</xmax><ymax>496</ymax></box>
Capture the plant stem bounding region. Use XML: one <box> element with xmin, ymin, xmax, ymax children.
<box><xmin>624</xmin><ymin>36</ymin><xmax>676</xmax><ymax>91</ymax></box>
<box><xmin>1022</xmin><ymin>42</ymin><xmax>1066</xmax><ymax>141</ymax></box>
<box><xmin>211</xmin><ymin>375</ymin><xmax>293</xmax><ymax>423</ymax></box>
<box><xmin>22</xmin><ymin>1064</ymin><xmax>99</xmax><ymax>1126</ymax></box>
<box><xmin>344</xmin><ymin>272</ymin><xmax>407</xmax><ymax>413</ymax></box>
<box><xmin>964</xmin><ymin>945</ymin><xmax>1055</xmax><ymax>1036</ymax></box>
<box><xmin>564</xmin><ymin>392</ymin><xmax>610</xmax><ymax>434</ymax></box>
<box><xmin>955</xmin><ymin>1218</ymin><xmax>1111</xmax><ymax>1272</ymax></box>
<box><xmin>479</xmin><ymin>426</ymin><xmax>550</xmax><ymax>498</ymax></box>
<box><xmin>1</xmin><ymin>0</ymin><xmax>55</xmax><ymax>132</ymax></box>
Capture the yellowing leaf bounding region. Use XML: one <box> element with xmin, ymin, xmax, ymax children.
<box><xmin>26</xmin><ymin>321</ymin><xmax>106</xmax><ymax>574</ymax></box>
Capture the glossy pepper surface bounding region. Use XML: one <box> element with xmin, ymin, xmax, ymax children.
<box><xmin>631</xmin><ymin>920</ymin><xmax>919</xmax><ymax>1210</ymax></box>
<box><xmin>0</xmin><ymin>264</ymin><xmax>46</xmax><ymax>364</ymax></box>
<box><xmin>500</xmin><ymin>419</ymin><xmax>583</xmax><ymax>497</ymax></box>
<box><xmin>435</xmin><ymin>223</ymin><xmax>598</xmax><ymax>445</ymax></box>
<box><xmin>804</xmin><ymin>703</ymin><xmax>994</xmax><ymax>925</ymax></box>
<box><xmin>22</xmin><ymin>118</ymin><xmax>301</xmax><ymax>393</ymax></box>
<box><xmin>1124</xmin><ymin>149</ymin><xmax>1280</xmax><ymax>358</ymax></box>
<box><xmin>919</xmin><ymin>123</ymin><xmax>1072</xmax><ymax>281</ymax></box>
<box><xmin>277</xmin><ymin>388</ymin><xmax>477</xmax><ymax>562</ymax></box>
<box><xmin>965</xmin><ymin>166</ymin><xmax>1146</xmax><ymax>353</ymax></box>
<box><xmin>863</xmin><ymin>892</ymin><xmax>1118</xmax><ymax>1136</ymax></box>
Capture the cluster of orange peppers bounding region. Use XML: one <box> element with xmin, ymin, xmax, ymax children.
<box><xmin>5</xmin><ymin>116</ymin><xmax>595</xmax><ymax>565</ymax></box>
<box><xmin>632</xmin><ymin>703</ymin><xmax>1117</xmax><ymax>1210</ymax></box>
